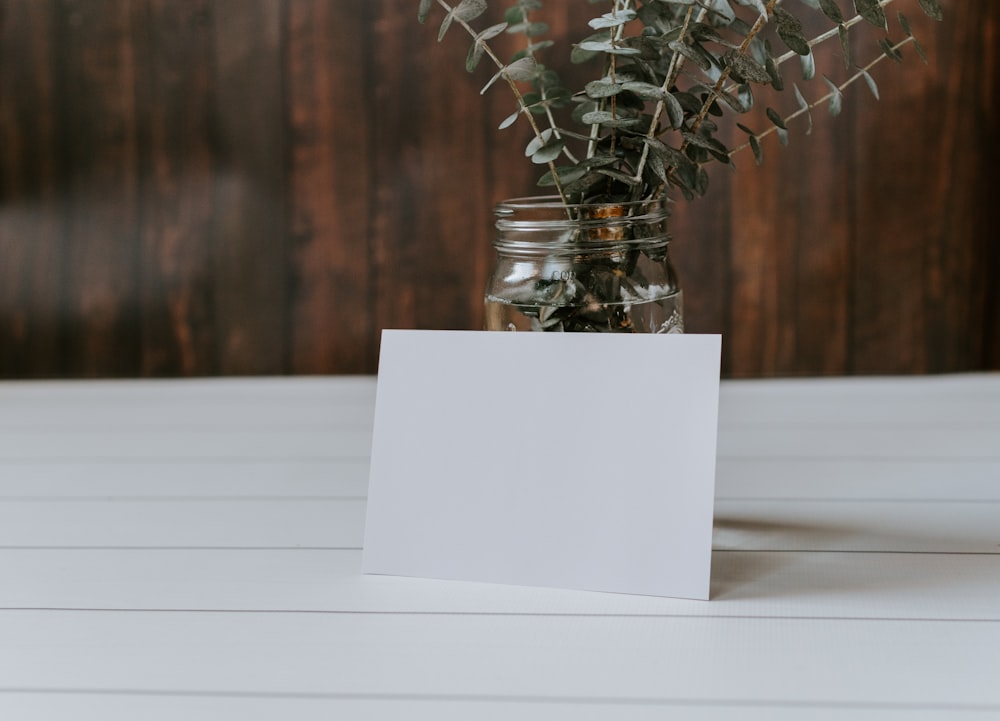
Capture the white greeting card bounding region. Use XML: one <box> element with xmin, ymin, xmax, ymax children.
<box><xmin>362</xmin><ymin>330</ymin><xmax>721</xmax><ymax>599</ymax></box>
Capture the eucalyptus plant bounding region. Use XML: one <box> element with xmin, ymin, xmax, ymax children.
<box><xmin>419</xmin><ymin>0</ymin><xmax>943</xmax><ymax>205</ymax></box>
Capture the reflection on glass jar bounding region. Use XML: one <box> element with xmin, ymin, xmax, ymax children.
<box><xmin>484</xmin><ymin>196</ymin><xmax>683</xmax><ymax>334</ymax></box>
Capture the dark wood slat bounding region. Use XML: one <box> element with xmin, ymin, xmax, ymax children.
<box><xmin>851</xmin><ymin>7</ymin><xmax>992</xmax><ymax>374</ymax></box>
<box><xmin>210</xmin><ymin>0</ymin><xmax>287</xmax><ymax>375</ymax></box>
<box><xmin>134</xmin><ymin>0</ymin><xmax>219</xmax><ymax>376</ymax></box>
<box><xmin>369</xmin><ymin>0</ymin><xmax>493</xmax><ymax>335</ymax></box>
<box><xmin>670</xmin><ymin>170</ymin><xmax>733</xmax><ymax>371</ymax></box>
<box><xmin>285</xmin><ymin>0</ymin><xmax>373</xmax><ymax>373</ymax></box>
<box><xmin>56</xmin><ymin>0</ymin><xmax>142</xmax><ymax>377</ymax></box>
<box><xmin>0</xmin><ymin>1</ymin><xmax>67</xmax><ymax>378</ymax></box>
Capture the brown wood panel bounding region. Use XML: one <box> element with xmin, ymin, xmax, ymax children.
<box><xmin>0</xmin><ymin>0</ymin><xmax>997</xmax><ymax>379</ymax></box>
<box><xmin>851</xmin><ymin>4</ymin><xmax>997</xmax><ymax>374</ymax></box>
<box><xmin>286</xmin><ymin>0</ymin><xmax>373</xmax><ymax>373</ymax></box>
<box><xmin>134</xmin><ymin>0</ymin><xmax>219</xmax><ymax>376</ymax></box>
<box><xmin>57</xmin><ymin>0</ymin><xmax>142</xmax><ymax>377</ymax></box>
<box><xmin>368</xmin><ymin>0</ymin><xmax>494</xmax><ymax>337</ymax></box>
<box><xmin>210</xmin><ymin>0</ymin><xmax>287</xmax><ymax>375</ymax></box>
<box><xmin>0</xmin><ymin>1</ymin><xmax>66</xmax><ymax>377</ymax></box>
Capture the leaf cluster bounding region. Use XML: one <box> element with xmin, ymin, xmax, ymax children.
<box><xmin>420</xmin><ymin>0</ymin><xmax>943</xmax><ymax>205</ymax></box>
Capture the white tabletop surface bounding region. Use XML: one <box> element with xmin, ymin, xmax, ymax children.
<box><xmin>1</xmin><ymin>373</ymin><xmax>998</xmax><ymax>720</ymax></box>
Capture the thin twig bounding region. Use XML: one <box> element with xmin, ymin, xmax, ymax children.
<box><xmin>727</xmin><ymin>35</ymin><xmax>915</xmax><ymax>158</ymax></box>
<box><xmin>433</xmin><ymin>0</ymin><xmax>572</xmax><ymax>206</ymax></box>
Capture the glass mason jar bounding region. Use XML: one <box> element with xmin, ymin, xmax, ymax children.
<box><xmin>484</xmin><ymin>196</ymin><xmax>683</xmax><ymax>333</ymax></box>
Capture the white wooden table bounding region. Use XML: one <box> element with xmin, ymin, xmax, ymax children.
<box><xmin>1</xmin><ymin>373</ymin><xmax>998</xmax><ymax>719</ymax></box>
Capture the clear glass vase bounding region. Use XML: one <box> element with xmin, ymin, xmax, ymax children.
<box><xmin>484</xmin><ymin>196</ymin><xmax>683</xmax><ymax>333</ymax></box>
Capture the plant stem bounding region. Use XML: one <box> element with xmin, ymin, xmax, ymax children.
<box><xmin>587</xmin><ymin>0</ymin><xmax>633</xmax><ymax>161</ymax></box>
<box><xmin>727</xmin><ymin>35</ymin><xmax>916</xmax><ymax>158</ymax></box>
<box><xmin>770</xmin><ymin>0</ymin><xmax>898</xmax><ymax>70</ymax></box>
<box><xmin>638</xmin><ymin>1</ymin><xmax>778</xmax><ymax>197</ymax></box>
<box><xmin>686</xmin><ymin>0</ymin><xmax>779</xmax><ymax>138</ymax></box>
<box><xmin>629</xmin><ymin>5</ymin><xmax>700</xmax><ymax>199</ymax></box>
<box><xmin>433</xmin><ymin>0</ymin><xmax>572</xmax><ymax>206</ymax></box>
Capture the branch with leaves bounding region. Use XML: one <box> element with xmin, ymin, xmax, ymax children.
<box><xmin>419</xmin><ymin>0</ymin><xmax>943</xmax><ymax>205</ymax></box>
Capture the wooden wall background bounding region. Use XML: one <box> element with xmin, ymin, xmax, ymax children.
<box><xmin>0</xmin><ymin>0</ymin><xmax>997</xmax><ymax>379</ymax></box>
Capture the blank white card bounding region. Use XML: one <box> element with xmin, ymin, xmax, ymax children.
<box><xmin>362</xmin><ymin>330</ymin><xmax>722</xmax><ymax>599</ymax></box>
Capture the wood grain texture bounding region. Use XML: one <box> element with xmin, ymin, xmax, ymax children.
<box><xmin>286</xmin><ymin>0</ymin><xmax>373</xmax><ymax>374</ymax></box>
<box><xmin>0</xmin><ymin>0</ymin><xmax>997</xmax><ymax>378</ymax></box>
<box><xmin>57</xmin><ymin>0</ymin><xmax>143</xmax><ymax>377</ymax></box>
<box><xmin>134</xmin><ymin>0</ymin><xmax>218</xmax><ymax>376</ymax></box>
<box><xmin>210</xmin><ymin>0</ymin><xmax>287</xmax><ymax>375</ymax></box>
<box><xmin>0</xmin><ymin>0</ymin><xmax>66</xmax><ymax>377</ymax></box>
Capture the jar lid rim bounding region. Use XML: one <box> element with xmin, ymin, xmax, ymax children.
<box><xmin>496</xmin><ymin>195</ymin><xmax>672</xmax><ymax>213</ymax></box>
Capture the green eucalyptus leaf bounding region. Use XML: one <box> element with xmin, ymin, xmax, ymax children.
<box><xmin>585</xmin><ymin>79</ymin><xmax>623</xmax><ymax>98</ymax></box>
<box><xmin>524</xmin><ymin>128</ymin><xmax>555</xmax><ymax>156</ymax></box>
<box><xmin>481</xmin><ymin>67</ymin><xmax>503</xmax><ymax>94</ymax></box>
<box><xmin>577</xmin><ymin>39</ymin><xmax>642</xmax><ymax>56</ymax></box>
<box><xmin>563</xmin><ymin>171</ymin><xmax>605</xmax><ymax>195</ymax></box>
<box><xmin>537</xmin><ymin>165</ymin><xmax>590</xmax><ymax>187</ymax></box>
<box><xmin>725</xmin><ymin>52</ymin><xmax>771</xmax><ymax>85</ymax></box>
<box><xmin>588</xmin><ymin>9</ymin><xmax>637</xmax><ymax>30</ymax></box>
<box><xmin>526</xmin><ymin>39</ymin><xmax>555</xmax><ymax>53</ymax></box>
<box><xmin>878</xmin><ymin>38</ymin><xmax>904</xmax><ymax>62</ymax></box>
<box><xmin>465</xmin><ymin>23</ymin><xmax>506</xmax><ymax>73</ymax></box>
<box><xmin>736</xmin><ymin>84</ymin><xmax>755</xmax><ymax>113</ymax></box>
<box><xmin>684</xmin><ymin>132</ymin><xmax>730</xmax><ymax>164</ymax></box>
<box><xmin>437</xmin><ymin>11</ymin><xmax>454</xmax><ymax>41</ymax></box>
<box><xmin>793</xmin><ymin>83</ymin><xmax>813</xmax><ymax>134</ymax></box>
<box><xmin>765</xmin><ymin>53</ymin><xmax>784</xmax><ymax>91</ymax></box>
<box><xmin>800</xmin><ymin>49</ymin><xmax>816</xmax><ymax>81</ymax></box>
<box><xmin>818</xmin><ymin>0</ymin><xmax>844</xmax><ymax>24</ymax></box>
<box><xmin>695</xmin><ymin>167</ymin><xmax>710</xmax><ymax>196</ymax></box>
<box><xmin>621</xmin><ymin>81</ymin><xmax>669</xmax><ymax>100</ymax></box>
<box><xmin>898</xmin><ymin>12</ymin><xmax>913</xmax><ymax>37</ymax></box>
<box><xmin>668</xmin><ymin>40</ymin><xmax>712</xmax><ymax>71</ymax></box>
<box><xmin>571</xmin><ymin>31</ymin><xmax>611</xmax><ymax>63</ymax></box>
<box><xmin>838</xmin><ymin>24</ymin><xmax>851</xmax><ymax>70</ymax></box>
<box><xmin>454</xmin><ymin>0</ymin><xmax>487</xmax><ymax>22</ymax></box>
<box><xmin>917</xmin><ymin>0</ymin><xmax>943</xmax><ymax>21</ymax></box>
<box><xmin>581</xmin><ymin>110</ymin><xmax>615</xmax><ymax>124</ymax></box>
<box><xmin>504</xmin><ymin>6</ymin><xmax>525</xmax><ymax>24</ymax></box>
<box><xmin>523</xmin><ymin>21</ymin><xmax>549</xmax><ymax>37</ymax></box>
<box><xmin>581</xmin><ymin>110</ymin><xmax>642</xmax><ymax>128</ymax></box>
<box><xmin>581</xmin><ymin>155</ymin><xmax>620</xmax><ymax>170</ymax></box>
<box><xmin>703</xmin><ymin>0</ymin><xmax>735</xmax><ymax>24</ymax></box>
<box><xmin>854</xmin><ymin>0</ymin><xmax>888</xmax><ymax>29</ymax></box>
<box><xmin>823</xmin><ymin>75</ymin><xmax>844</xmax><ymax>116</ymax></box>
<box><xmin>766</xmin><ymin>107</ymin><xmax>787</xmax><ymax>130</ymax></box>
<box><xmin>681</xmin><ymin>131</ymin><xmax>719</xmax><ymax>152</ymax></box>
<box><xmin>506</xmin><ymin>56</ymin><xmax>539</xmax><ymax>81</ymax></box>
<box><xmin>662</xmin><ymin>92</ymin><xmax>685</xmax><ymax>129</ymax></box>
<box><xmin>418</xmin><ymin>0</ymin><xmax>434</xmax><ymax>23</ymax></box>
<box><xmin>531</xmin><ymin>138</ymin><xmax>566</xmax><ymax>164</ymax></box>
<box><xmin>498</xmin><ymin>108</ymin><xmax>522</xmax><ymax>129</ymax></box>
<box><xmin>599</xmin><ymin>117</ymin><xmax>645</xmax><ymax>129</ymax></box>
<box><xmin>481</xmin><ymin>56</ymin><xmax>536</xmax><ymax>93</ymax></box>
<box><xmin>774</xmin><ymin>7</ymin><xmax>811</xmax><ymax>56</ymax></box>
<box><xmin>646</xmin><ymin>150</ymin><xmax>669</xmax><ymax>183</ymax></box>
<box><xmin>793</xmin><ymin>83</ymin><xmax>809</xmax><ymax>113</ymax></box>
<box><xmin>594</xmin><ymin>168</ymin><xmax>640</xmax><ymax>186</ymax></box>
<box><xmin>480</xmin><ymin>22</ymin><xmax>509</xmax><ymax>41</ymax></box>
<box><xmin>860</xmin><ymin>68</ymin><xmax>880</xmax><ymax>100</ymax></box>
<box><xmin>466</xmin><ymin>42</ymin><xmax>485</xmax><ymax>72</ymax></box>
<box><xmin>749</xmin><ymin>134</ymin><xmax>763</xmax><ymax>165</ymax></box>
